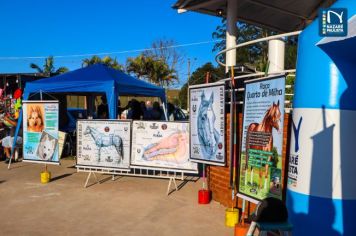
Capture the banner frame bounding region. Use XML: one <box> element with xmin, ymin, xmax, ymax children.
<box><xmin>130</xmin><ymin>120</ymin><xmax>198</xmax><ymax>172</ymax></box>
<box><xmin>22</xmin><ymin>100</ymin><xmax>60</xmax><ymax>165</ymax></box>
<box><xmin>23</xmin><ymin>159</ymin><xmax>60</xmax><ymax>165</ymax></box>
<box><xmin>237</xmin><ymin>74</ymin><xmax>287</xmax><ymax>202</ymax></box>
<box><xmin>76</xmin><ymin>119</ymin><xmax>132</xmax><ymax>170</ymax></box>
<box><xmin>188</xmin><ymin>82</ymin><xmax>226</xmax><ymax>166</ymax></box>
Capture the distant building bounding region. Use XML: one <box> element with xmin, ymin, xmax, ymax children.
<box><xmin>166</xmin><ymin>89</ymin><xmax>180</xmax><ymax>105</ymax></box>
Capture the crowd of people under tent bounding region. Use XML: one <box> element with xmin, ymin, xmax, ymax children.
<box><xmin>97</xmin><ymin>96</ymin><xmax>176</xmax><ymax>121</ymax></box>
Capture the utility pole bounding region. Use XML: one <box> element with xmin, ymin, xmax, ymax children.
<box><xmin>188</xmin><ymin>58</ymin><xmax>191</xmax><ymax>81</ymax></box>
<box><xmin>187</xmin><ymin>58</ymin><xmax>191</xmax><ymax>111</ymax></box>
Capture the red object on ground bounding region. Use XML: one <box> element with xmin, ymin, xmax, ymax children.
<box><xmin>198</xmin><ymin>189</ymin><xmax>211</xmax><ymax>204</ymax></box>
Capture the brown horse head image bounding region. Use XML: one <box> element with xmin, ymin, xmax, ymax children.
<box><xmin>263</xmin><ymin>100</ymin><xmax>281</xmax><ymax>132</ymax></box>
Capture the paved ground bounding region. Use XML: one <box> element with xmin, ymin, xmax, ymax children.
<box><xmin>0</xmin><ymin>159</ymin><xmax>234</xmax><ymax>236</ymax></box>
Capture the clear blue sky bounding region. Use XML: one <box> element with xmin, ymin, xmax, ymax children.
<box><xmin>0</xmin><ymin>0</ymin><xmax>222</xmax><ymax>87</ymax></box>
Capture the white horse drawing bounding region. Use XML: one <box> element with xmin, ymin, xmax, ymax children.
<box><xmin>197</xmin><ymin>91</ymin><xmax>219</xmax><ymax>159</ymax></box>
<box><xmin>84</xmin><ymin>126</ymin><xmax>123</xmax><ymax>163</ymax></box>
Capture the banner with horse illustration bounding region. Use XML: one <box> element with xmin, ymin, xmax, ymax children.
<box><xmin>189</xmin><ymin>82</ymin><xmax>225</xmax><ymax>166</ymax></box>
<box><xmin>238</xmin><ymin>76</ymin><xmax>285</xmax><ymax>201</ymax></box>
<box><xmin>23</xmin><ymin>101</ymin><xmax>59</xmax><ymax>165</ymax></box>
<box><xmin>76</xmin><ymin>120</ymin><xmax>131</xmax><ymax>170</ymax></box>
<box><xmin>131</xmin><ymin>121</ymin><xmax>198</xmax><ymax>172</ymax></box>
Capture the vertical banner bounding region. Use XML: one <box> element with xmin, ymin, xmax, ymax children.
<box><xmin>58</xmin><ymin>131</ymin><xmax>67</xmax><ymax>158</ymax></box>
<box><xmin>76</xmin><ymin>120</ymin><xmax>131</xmax><ymax>170</ymax></box>
<box><xmin>189</xmin><ymin>82</ymin><xmax>225</xmax><ymax>166</ymax></box>
<box><xmin>238</xmin><ymin>76</ymin><xmax>285</xmax><ymax>201</ymax></box>
<box><xmin>131</xmin><ymin>121</ymin><xmax>198</xmax><ymax>172</ymax></box>
<box><xmin>23</xmin><ymin>101</ymin><xmax>59</xmax><ymax>165</ymax></box>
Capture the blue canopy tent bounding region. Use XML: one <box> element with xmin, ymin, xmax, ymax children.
<box><xmin>22</xmin><ymin>64</ymin><xmax>166</xmax><ymax>119</ymax></box>
<box><xmin>8</xmin><ymin>64</ymin><xmax>166</xmax><ymax>167</ymax></box>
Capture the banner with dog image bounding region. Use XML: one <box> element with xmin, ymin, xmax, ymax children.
<box><xmin>131</xmin><ymin>121</ymin><xmax>198</xmax><ymax>172</ymax></box>
<box><xmin>189</xmin><ymin>82</ymin><xmax>225</xmax><ymax>166</ymax></box>
<box><xmin>23</xmin><ymin>101</ymin><xmax>59</xmax><ymax>164</ymax></box>
<box><xmin>238</xmin><ymin>76</ymin><xmax>285</xmax><ymax>201</ymax></box>
<box><xmin>76</xmin><ymin>120</ymin><xmax>131</xmax><ymax>170</ymax></box>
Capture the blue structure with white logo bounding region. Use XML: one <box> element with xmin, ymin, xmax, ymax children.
<box><xmin>287</xmin><ymin>0</ymin><xmax>356</xmax><ymax>235</ymax></box>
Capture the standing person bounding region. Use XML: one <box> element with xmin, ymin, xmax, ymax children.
<box><xmin>127</xmin><ymin>99</ymin><xmax>142</xmax><ymax>120</ymax></box>
<box><xmin>146</xmin><ymin>100</ymin><xmax>153</xmax><ymax>110</ymax></box>
<box><xmin>97</xmin><ymin>96</ymin><xmax>109</xmax><ymax>119</ymax></box>
<box><xmin>117</xmin><ymin>99</ymin><xmax>123</xmax><ymax>119</ymax></box>
<box><xmin>1</xmin><ymin>128</ymin><xmax>23</xmax><ymax>163</ymax></box>
<box><xmin>167</xmin><ymin>103</ymin><xmax>175</xmax><ymax>121</ymax></box>
<box><xmin>140</xmin><ymin>101</ymin><xmax>146</xmax><ymax>120</ymax></box>
<box><xmin>143</xmin><ymin>100</ymin><xmax>153</xmax><ymax>120</ymax></box>
<box><xmin>121</xmin><ymin>100</ymin><xmax>132</xmax><ymax>119</ymax></box>
<box><xmin>151</xmin><ymin>102</ymin><xmax>163</xmax><ymax>120</ymax></box>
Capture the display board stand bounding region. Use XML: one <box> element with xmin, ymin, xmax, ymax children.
<box><xmin>167</xmin><ymin>177</ymin><xmax>178</xmax><ymax>195</ymax></box>
<box><xmin>76</xmin><ymin>165</ymin><xmax>198</xmax><ymax>195</ymax></box>
<box><xmin>9</xmin><ymin>95</ymin><xmax>60</xmax><ymax>170</ymax></box>
<box><xmin>236</xmin><ymin>193</ymin><xmax>260</xmax><ymax>205</ymax></box>
<box><xmin>77</xmin><ymin>166</ymin><xmax>130</xmax><ymax>188</ymax></box>
<box><xmin>6</xmin><ymin>146</ymin><xmax>24</xmax><ymax>170</ymax></box>
<box><xmin>236</xmin><ymin>75</ymin><xmax>286</xmax><ymax>223</ymax></box>
<box><xmin>84</xmin><ymin>171</ymin><xmax>100</xmax><ymax>188</ymax></box>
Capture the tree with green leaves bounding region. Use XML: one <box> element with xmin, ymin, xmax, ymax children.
<box><xmin>213</xmin><ymin>19</ymin><xmax>271</xmax><ymax>71</ymax></box>
<box><xmin>126</xmin><ymin>55</ymin><xmax>152</xmax><ymax>79</ymax></box>
<box><xmin>212</xmin><ymin>19</ymin><xmax>298</xmax><ymax>71</ymax></box>
<box><xmin>126</xmin><ymin>54</ymin><xmax>177</xmax><ymax>87</ymax></box>
<box><xmin>212</xmin><ymin>19</ymin><xmax>298</xmax><ymax>106</ymax></box>
<box><xmin>144</xmin><ymin>39</ymin><xmax>184</xmax><ymax>85</ymax></box>
<box><xmin>30</xmin><ymin>56</ymin><xmax>68</xmax><ymax>76</ymax></box>
<box><xmin>178</xmin><ymin>62</ymin><xmax>225</xmax><ymax>109</ymax></box>
<box><xmin>148</xmin><ymin>59</ymin><xmax>178</xmax><ymax>87</ymax></box>
<box><xmin>82</xmin><ymin>55</ymin><xmax>124</xmax><ymax>71</ymax></box>
<box><xmin>126</xmin><ymin>39</ymin><xmax>183</xmax><ymax>88</ymax></box>
<box><xmin>285</xmin><ymin>37</ymin><xmax>298</xmax><ymax>69</ymax></box>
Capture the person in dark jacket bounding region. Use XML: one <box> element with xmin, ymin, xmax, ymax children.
<box><xmin>97</xmin><ymin>96</ymin><xmax>109</xmax><ymax>119</ymax></box>
<box><xmin>246</xmin><ymin>197</ymin><xmax>288</xmax><ymax>236</ymax></box>
<box><xmin>150</xmin><ymin>102</ymin><xmax>163</xmax><ymax>120</ymax></box>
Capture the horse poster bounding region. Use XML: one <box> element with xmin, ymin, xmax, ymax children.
<box><xmin>76</xmin><ymin>120</ymin><xmax>131</xmax><ymax>170</ymax></box>
<box><xmin>189</xmin><ymin>82</ymin><xmax>225</xmax><ymax>166</ymax></box>
<box><xmin>238</xmin><ymin>76</ymin><xmax>285</xmax><ymax>201</ymax></box>
<box><xmin>131</xmin><ymin>121</ymin><xmax>198</xmax><ymax>172</ymax></box>
<box><xmin>23</xmin><ymin>101</ymin><xmax>60</xmax><ymax>165</ymax></box>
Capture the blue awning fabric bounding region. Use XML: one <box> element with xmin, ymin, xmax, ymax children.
<box><xmin>23</xmin><ymin>64</ymin><xmax>166</xmax><ymax>119</ymax></box>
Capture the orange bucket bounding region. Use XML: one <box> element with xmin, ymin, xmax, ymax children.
<box><xmin>234</xmin><ymin>223</ymin><xmax>250</xmax><ymax>236</ymax></box>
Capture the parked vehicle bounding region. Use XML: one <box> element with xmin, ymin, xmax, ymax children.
<box><xmin>172</xmin><ymin>107</ymin><xmax>188</xmax><ymax>121</ymax></box>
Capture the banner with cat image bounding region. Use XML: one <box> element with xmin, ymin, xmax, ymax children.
<box><xmin>76</xmin><ymin>120</ymin><xmax>131</xmax><ymax>170</ymax></box>
<box><xmin>131</xmin><ymin>121</ymin><xmax>198</xmax><ymax>172</ymax></box>
<box><xmin>23</xmin><ymin>101</ymin><xmax>59</xmax><ymax>165</ymax></box>
<box><xmin>189</xmin><ymin>82</ymin><xmax>225</xmax><ymax>166</ymax></box>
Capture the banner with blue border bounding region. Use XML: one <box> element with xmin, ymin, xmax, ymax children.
<box><xmin>23</xmin><ymin>101</ymin><xmax>59</xmax><ymax>165</ymax></box>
